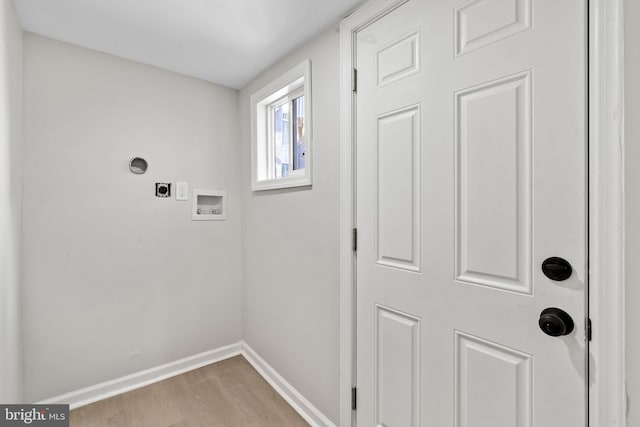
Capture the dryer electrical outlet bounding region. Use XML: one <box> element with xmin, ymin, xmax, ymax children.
<box><xmin>155</xmin><ymin>183</ymin><xmax>171</xmax><ymax>198</ymax></box>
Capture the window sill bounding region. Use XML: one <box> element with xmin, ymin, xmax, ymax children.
<box><xmin>252</xmin><ymin>175</ymin><xmax>312</xmax><ymax>192</ymax></box>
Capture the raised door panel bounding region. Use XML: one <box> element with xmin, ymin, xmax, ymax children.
<box><xmin>376</xmin><ymin>30</ymin><xmax>421</xmax><ymax>87</ymax></box>
<box><xmin>376</xmin><ymin>105</ymin><xmax>421</xmax><ymax>272</ymax></box>
<box><xmin>376</xmin><ymin>305</ymin><xmax>421</xmax><ymax>427</ymax></box>
<box><xmin>455</xmin><ymin>0</ymin><xmax>532</xmax><ymax>56</ymax></box>
<box><xmin>455</xmin><ymin>71</ymin><xmax>532</xmax><ymax>294</ymax></box>
<box><xmin>455</xmin><ymin>331</ymin><xmax>532</xmax><ymax>427</ymax></box>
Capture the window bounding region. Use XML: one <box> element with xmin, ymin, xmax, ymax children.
<box><xmin>251</xmin><ymin>60</ymin><xmax>312</xmax><ymax>190</ymax></box>
<box><xmin>270</xmin><ymin>90</ymin><xmax>305</xmax><ymax>179</ymax></box>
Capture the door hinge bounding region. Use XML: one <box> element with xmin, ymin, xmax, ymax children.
<box><xmin>352</xmin><ymin>68</ymin><xmax>357</xmax><ymax>92</ymax></box>
<box><xmin>587</xmin><ymin>318</ymin><xmax>592</xmax><ymax>341</ymax></box>
<box><xmin>351</xmin><ymin>387</ymin><xmax>357</xmax><ymax>411</ymax></box>
<box><xmin>352</xmin><ymin>228</ymin><xmax>358</xmax><ymax>252</ymax></box>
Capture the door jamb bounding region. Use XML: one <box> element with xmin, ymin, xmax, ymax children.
<box><xmin>338</xmin><ymin>0</ymin><xmax>626</xmax><ymax>426</ymax></box>
<box><xmin>339</xmin><ymin>1</ymin><xmax>410</xmax><ymax>425</ymax></box>
<box><xmin>588</xmin><ymin>0</ymin><xmax>626</xmax><ymax>426</ymax></box>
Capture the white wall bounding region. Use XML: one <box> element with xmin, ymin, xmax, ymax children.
<box><xmin>0</xmin><ymin>0</ymin><xmax>23</xmax><ymax>403</ymax></box>
<box><xmin>239</xmin><ymin>27</ymin><xmax>341</xmax><ymax>424</ymax></box>
<box><xmin>625</xmin><ymin>0</ymin><xmax>639</xmax><ymax>423</ymax></box>
<box><xmin>22</xmin><ymin>34</ymin><xmax>243</xmax><ymax>402</ymax></box>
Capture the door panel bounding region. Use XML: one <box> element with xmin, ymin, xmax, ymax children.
<box><xmin>455</xmin><ymin>331</ymin><xmax>533</xmax><ymax>427</ymax></box>
<box><xmin>455</xmin><ymin>0</ymin><xmax>532</xmax><ymax>56</ymax></box>
<box><xmin>376</xmin><ymin>105</ymin><xmax>421</xmax><ymax>271</ymax></box>
<box><xmin>355</xmin><ymin>0</ymin><xmax>587</xmax><ymax>425</ymax></box>
<box><xmin>376</xmin><ymin>31</ymin><xmax>421</xmax><ymax>86</ymax></box>
<box><xmin>455</xmin><ymin>70</ymin><xmax>532</xmax><ymax>294</ymax></box>
<box><xmin>375</xmin><ymin>305</ymin><xmax>421</xmax><ymax>427</ymax></box>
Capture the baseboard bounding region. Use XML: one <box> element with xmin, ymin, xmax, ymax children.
<box><xmin>37</xmin><ymin>341</ymin><xmax>336</xmax><ymax>427</ymax></box>
<box><xmin>36</xmin><ymin>341</ymin><xmax>336</xmax><ymax>427</ymax></box>
<box><xmin>240</xmin><ymin>341</ymin><xmax>337</xmax><ymax>427</ymax></box>
<box><xmin>37</xmin><ymin>341</ymin><xmax>243</xmax><ymax>409</ymax></box>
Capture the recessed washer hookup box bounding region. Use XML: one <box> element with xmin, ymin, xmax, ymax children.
<box><xmin>192</xmin><ymin>189</ymin><xmax>227</xmax><ymax>221</ymax></box>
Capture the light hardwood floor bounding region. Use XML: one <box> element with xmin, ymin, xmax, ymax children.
<box><xmin>70</xmin><ymin>355</ymin><xmax>310</xmax><ymax>427</ymax></box>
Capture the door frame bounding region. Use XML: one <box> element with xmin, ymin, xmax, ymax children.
<box><xmin>338</xmin><ymin>0</ymin><xmax>626</xmax><ymax>426</ymax></box>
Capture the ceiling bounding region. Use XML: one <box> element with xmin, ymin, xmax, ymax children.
<box><xmin>13</xmin><ymin>0</ymin><xmax>363</xmax><ymax>89</ymax></box>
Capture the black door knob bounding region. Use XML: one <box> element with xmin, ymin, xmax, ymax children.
<box><xmin>541</xmin><ymin>257</ymin><xmax>572</xmax><ymax>281</ymax></box>
<box><xmin>539</xmin><ymin>308</ymin><xmax>574</xmax><ymax>337</ymax></box>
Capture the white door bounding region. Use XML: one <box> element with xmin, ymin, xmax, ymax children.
<box><xmin>355</xmin><ymin>0</ymin><xmax>587</xmax><ymax>426</ymax></box>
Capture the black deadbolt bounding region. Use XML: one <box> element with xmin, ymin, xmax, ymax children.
<box><xmin>541</xmin><ymin>257</ymin><xmax>572</xmax><ymax>281</ymax></box>
<box><xmin>539</xmin><ymin>308</ymin><xmax>574</xmax><ymax>337</ymax></box>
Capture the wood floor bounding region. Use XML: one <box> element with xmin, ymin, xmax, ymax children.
<box><xmin>70</xmin><ymin>356</ymin><xmax>310</xmax><ymax>427</ymax></box>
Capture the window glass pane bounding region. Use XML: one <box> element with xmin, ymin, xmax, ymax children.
<box><xmin>292</xmin><ymin>95</ymin><xmax>305</xmax><ymax>171</ymax></box>
<box><xmin>273</xmin><ymin>101</ymin><xmax>290</xmax><ymax>178</ymax></box>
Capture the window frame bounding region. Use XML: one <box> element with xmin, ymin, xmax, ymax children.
<box><xmin>251</xmin><ymin>59</ymin><xmax>312</xmax><ymax>191</ymax></box>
